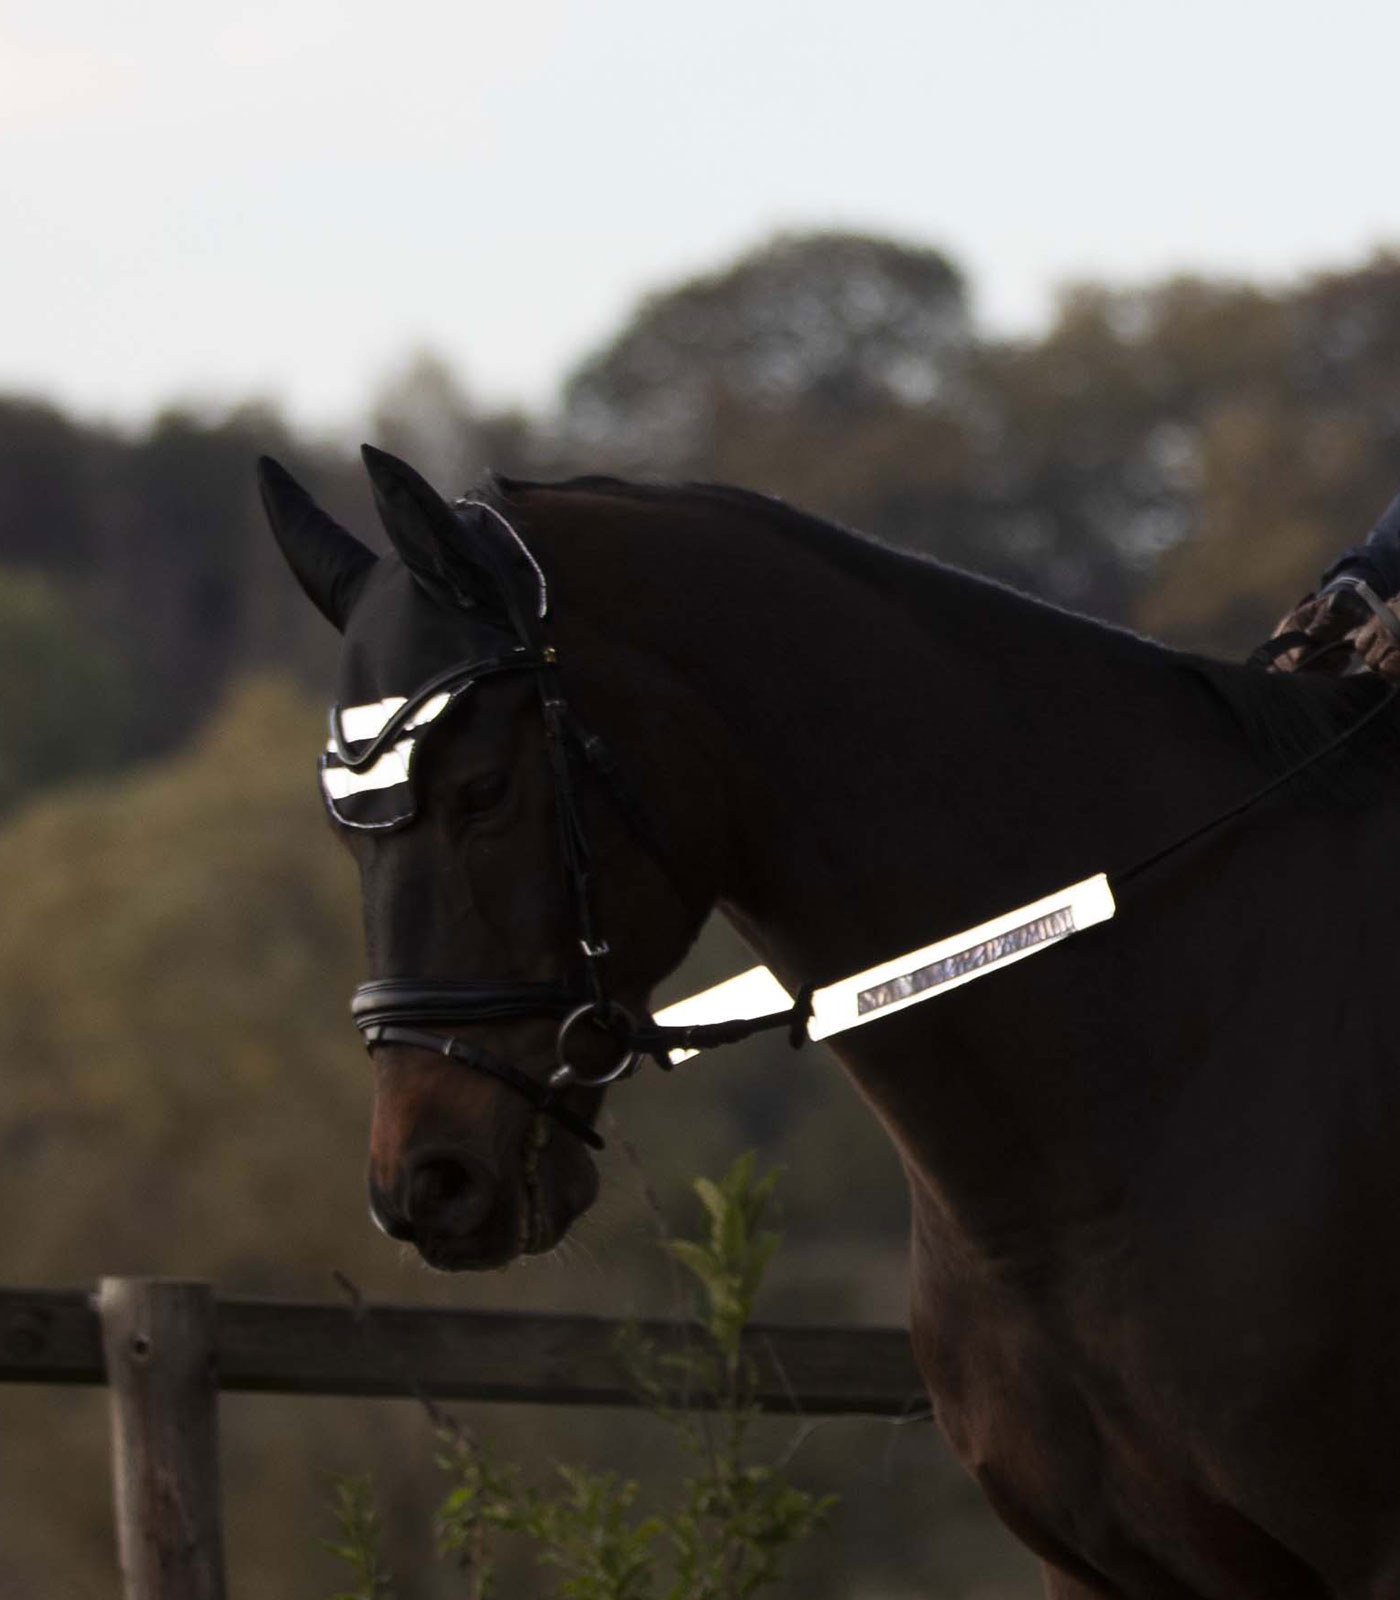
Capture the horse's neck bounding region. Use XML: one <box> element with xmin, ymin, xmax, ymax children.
<box><xmin>687</xmin><ymin>552</ymin><xmax>1234</xmax><ymax>1262</ymax></box>
<box><xmin>545</xmin><ymin>490</ymin><xmax>1260</xmax><ymax>1254</ymax></box>
<box><xmin>569</xmin><ymin>509</ymin><xmax>1236</xmax><ymax>983</ymax></box>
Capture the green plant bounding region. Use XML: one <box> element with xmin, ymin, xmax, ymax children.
<box><xmin>326</xmin><ymin>1154</ymin><xmax>835</xmax><ymax>1599</ymax></box>
<box><xmin>324</xmin><ymin>1473</ymin><xmax>396</xmax><ymax>1600</ymax></box>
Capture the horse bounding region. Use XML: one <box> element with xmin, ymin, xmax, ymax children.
<box><xmin>261</xmin><ymin>444</ymin><xmax>1400</xmax><ymax>1599</ymax></box>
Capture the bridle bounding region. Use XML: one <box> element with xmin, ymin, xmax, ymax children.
<box><xmin>328</xmin><ymin>504</ymin><xmax>808</xmax><ymax>1153</ymax></box>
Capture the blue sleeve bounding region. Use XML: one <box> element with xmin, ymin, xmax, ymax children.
<box><xmin>1322</xmin><ymin>490</ymin><xmax>1400</xmax><ymax>596</ymax></box>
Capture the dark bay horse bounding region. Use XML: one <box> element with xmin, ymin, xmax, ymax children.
<box><xmin>262</xmin><ymin>445</ymin><xmax>1400</xmax><ymax>1600</ymax></box>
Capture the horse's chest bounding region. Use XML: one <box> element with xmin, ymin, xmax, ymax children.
<box><xmin>910</xmin><ymin>1277</ymin><xmax>1121</xmax><ymax>1544</ymax></box>
<box><xmin>908</xmin><ymin>1276</ymin><xmax>1354</xmax><ymax>1598</ymax></box>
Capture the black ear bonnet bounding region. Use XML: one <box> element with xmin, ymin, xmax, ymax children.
<box><xmin>321</xmin><ymin>492</ymin><xmax>548</xmax><ymax>832</ymax></box>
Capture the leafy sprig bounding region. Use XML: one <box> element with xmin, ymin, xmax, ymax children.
<box><xmin>326</xmin><ymin>1154</ymin><xmax>834</xmax><ymax>1600</ymax></box>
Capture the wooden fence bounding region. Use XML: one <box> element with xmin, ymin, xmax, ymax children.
<box><xmin>0</xmin><ymin>1280</ymin><xmax>925</xmax><ymax>1600</ymax></box>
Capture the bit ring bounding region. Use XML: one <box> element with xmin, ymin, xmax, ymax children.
<box><xmin>550</xmin><ymin>1003</ymin><xmax>640</xmax><ymax>1090</ymax></box>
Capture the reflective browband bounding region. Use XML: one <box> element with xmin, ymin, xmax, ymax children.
<box><xmin>328</xmin><ymin>651</ymin><xmax>542</xmax><ymax>772</ymax></box>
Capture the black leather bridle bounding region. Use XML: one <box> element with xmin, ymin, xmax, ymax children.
<box><xmin>329</xmin><ymin>509</ymin><xmax>810</xmax><ymax>1153</ymax></box>
<box><xmin>334</xmin><ymin>643</ymin><xmax>636</xmax><ymax>1151</ymax></box>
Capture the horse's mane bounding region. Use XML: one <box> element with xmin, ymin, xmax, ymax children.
<box><xmin>493</xmin><ymin>472</ymin><xmax>1400</xmax><ymax>808</ymax></box>
<box><xmin>1184</xmin><ymin>656</ymin><xmax>1400</xmax><ymax>807</ymax></box>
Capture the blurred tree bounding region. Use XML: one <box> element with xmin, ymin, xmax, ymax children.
<box><xmin>371</xmin><ymin>348</ymin><xmax>481</xmax><ymax>493</ymax></box>
<box><xmin>1136</xmin><ymin>252</ymin><xmax>1400</xmax><ymax>655</ymax></box>
<box><xmin>560</xmin><ymin>231</ymin><xmax>972</xmax><ymax>477</ymax></box>
<box><xmin>554</xmin><ymin>231</ymin><xmax>1179</xmax><ymax>619</ymax></box>
<box><xmin>963</xmin><ymin>276</ymin><xmax>1285</xmax><ymax>618</ymax></box>
<box><xmin>0</xmin><ymin>396</ymin><xmax>115</xmax><ymax>573</ymax></box>
<box><xmin>0</xmin><ymin>569</ymin><xmax>136</xmax><ymax>814</ymax></box>
<box><xmin>0</xmin><ymin>393</ymin><xmax>363</xmax><ymax>778</ymax></box>
<box><xmin>104</xmin><ymin>406</ymin><xmax>266</xmax><ymax>751</ymax></box>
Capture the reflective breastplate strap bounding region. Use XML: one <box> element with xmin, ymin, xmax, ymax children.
<box><xmin>629</xmin><ymin>985</ymin><xmax>815</xmax><ymax>1066</ymax></box>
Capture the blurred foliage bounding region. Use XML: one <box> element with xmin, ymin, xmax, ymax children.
<box><xmin>0</xmin><ymin>568</ymin><xmax>136</xmax><ymax>815</ymax></box>
<box><xmin>1137</xmin><ymin>254</ymin><xmax>1400</xmax><ymax>650</ymax></box>
<box><xmin>358</xmin><ymin>1156</ymin><xmax>834</xmax><ymax>1600</ymax></box>
<box><xmin>661</xmin><ymin>1153</ymin><xmax>781</xmax><ymax>1377</ymax></box>
<box><xmin>0</xmin><ymin>396</ymin><xmax>354</xmax><ymax>781</ymax></box>
<box><xmin>326</xmin><ymin>1475</ymin><xmax>397</xmax><ymax>1600</ymax></box>
<box><xmin>8</xmin><ymin>232</ymin><xmax>1400</xmax><ymax>795</ymax></box>
<box><xmin>8</xmin><ymin>226</ymin><xmax>1400</xmax><ymax>1598</ymax></box>
<box><xmin>549</xmin><ymin>235</ymin><xmax>1400</xmax><ymax>628</ymax></box>
<box><xmin>560</xmin><ymin>232</ymin><xmax>971</xmax><ymax>474</ymax></box>
<box><xmin>372</xmin><ymin>350</ymin><xmax>483</xmax><ymax>494</ymax></box>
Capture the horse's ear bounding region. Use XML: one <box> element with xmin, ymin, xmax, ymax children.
<box><xmin>258</xmin><ymin>456</ymin><xmax>377</xmax><ymax>632</ymax></box>
<box><xmin>360</xmin><ymin>444</ymin><xmax>504</xmax><ymax>616</ymax></box>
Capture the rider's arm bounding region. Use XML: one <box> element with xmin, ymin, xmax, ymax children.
<box><xmin>1322</xmin><ymin>490</ymin><xmax>1400</xmax><ymax>596</ymax></box>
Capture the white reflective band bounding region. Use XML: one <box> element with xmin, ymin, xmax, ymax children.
<box><xmin>332</xmin><ymin>691</ymin><xmax>453</xmax><ymax>747</ymax></box>
<box><xmin>323</xmin><ymin>692</ymin><xmax>456</xmax><ymax>797</ymax></box>
<box><xmin>652</xmin><ymin>874</ymin><xmax>1115</xmax><ymax>1064</ymax></box>
<box><xmin>806</xmin><ymin>872</ymin><xmax>1114</xmax><ymax>1038</ymax></box>
<box><xmin>322</xmin><ymin>740</ymin><xmax>413</xmax><ymax>798</ymax></box>
<box><xmin>338</xmin><ymin>697</ymin><xmax>406</xmax><ymax>744</ymax></box>
<box><xmin>650</xmin><ymin>967</ymin><xmax>795</xmax><ymax>1064</ymax></box>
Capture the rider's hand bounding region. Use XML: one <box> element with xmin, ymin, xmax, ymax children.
<box><xmin>1266</xmin><ymin>590</ymin><xmax>1360</xmax><ymax>673</ymax></box>
<box><xmin>1349</xmin><ymin>607</ymin><xmax>1400</xmax><ymax>680</ymax></box>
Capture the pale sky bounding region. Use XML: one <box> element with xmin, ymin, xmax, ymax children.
<box><xmin>4</xmin><ymin>0</ymin><xmax>1399</xmax><ymax>435</ymax></box>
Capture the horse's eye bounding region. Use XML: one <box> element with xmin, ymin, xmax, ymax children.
<box><xmin>459</xmin><ymin>771</ymin><xmax>509</xmax><ymax>815</ymax></box>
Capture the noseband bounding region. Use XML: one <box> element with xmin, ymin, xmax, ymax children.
<box><xmin>331</xmin><ymin>506</ymin><xmax>809</xmax><ymax>1153</ymax></box>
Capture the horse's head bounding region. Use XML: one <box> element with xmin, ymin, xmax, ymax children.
<box><xmin>261</xmin><ymin>447</ymin><xmax>725</xmax><ymax>1269</ymax></box>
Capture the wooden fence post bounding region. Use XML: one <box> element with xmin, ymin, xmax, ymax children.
<box><xmin>98</xmin><ymin>1278</ymin><xmax>227</xmax><ymax>1600</ymax></box>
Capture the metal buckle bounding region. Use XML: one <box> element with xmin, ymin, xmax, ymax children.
<box><xmin>550</xmin><ymin>1003</ymin><xmax>639</xmax><ymax>1090</ymax></box>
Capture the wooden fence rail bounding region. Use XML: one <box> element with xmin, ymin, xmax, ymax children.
<box><xmin>0</xmin><ymin>1279</ymin><xmax>924</xmax><ymax>1600</ymax></box>
<box><xmin>0</xmin><ymin>1282</ymin><xmax>923</xmax><ymax>1411</ymax></box>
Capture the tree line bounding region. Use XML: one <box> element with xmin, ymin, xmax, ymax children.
<box><xmin>5</xmin><ymin>229</ymin><xmax>1400</xmax><ymax>814</ymax></box>
<box><xmin>4</xmin><ymin>229</ymin><xmax>1399</xmax><ymax>1599</ymax></box>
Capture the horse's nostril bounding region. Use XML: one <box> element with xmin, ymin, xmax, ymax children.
<box><xmin>409</xmin><ymin>1156</ymin><xmax>467</xmax><ymax>1214</ymax></box>
<box><xmin>404</xmin><ymin>1152</ymin><xmax>495</xmax><ymax>1234</ymax></box>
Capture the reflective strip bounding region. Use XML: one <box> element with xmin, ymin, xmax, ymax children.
<box><xmin>652</xmin><ymin>967</ymin><xmax>795</xmax><ymax>1065</ymax></box>
<box><xmin>808</xmin><ymin>874</ymin><xmax>1114</xmax><ymax>1039</ymax></box>
<box><xmin>653</xmin><ymin>873</ymin><xmax>1115</xmax><ymax>1060</ymax></box>
<box><xmin>322</xmin><ymin>691</ymin><xmax>457</xmax><ymax>800</ymax></box>
<box><xmin>332</xmin><ymin>691</ymin><xmax>453</xmax><ymax>747</ymax></box>
<box><xmin>322</xmin><ymin>740</ymin><xmax>413</xmax><ymax>798</ymax></box>
<box><xmin>338</xmin><ymin>697</ymin><xmax>406</xmax><ymax>744</ymax></box>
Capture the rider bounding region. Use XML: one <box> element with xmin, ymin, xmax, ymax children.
<box><xmin>1263</xmin><ymin>490</ymin><xmax>1400</xmax><ymax>678</ymax></box>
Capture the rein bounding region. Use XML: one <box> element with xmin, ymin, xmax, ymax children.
<box><xmin>1111</xmin><ymin>679</ymin><xmax>1400</xmax><ymax>891</ymax></box>
<box><xmin>336</xmin><ymin>513</ymin><xmax>1400</xmax><ymax>1154</ymax></box>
